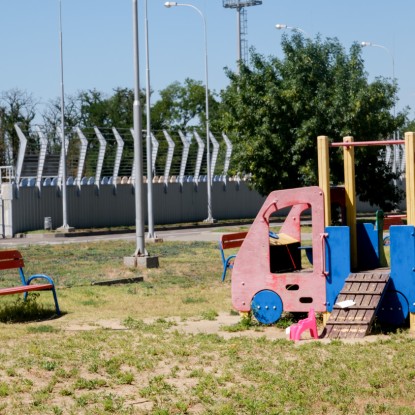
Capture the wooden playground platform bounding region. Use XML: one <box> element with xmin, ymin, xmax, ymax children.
<box><xmin>325</xmin><ymin>271</ymin><xmax>390</xmax><ymax>339</ymax></box>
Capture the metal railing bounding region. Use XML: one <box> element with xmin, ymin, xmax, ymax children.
<box><xmin>0</xmin><ymin>166</ymin><xmax>15</xmax><ymax>184</ymax></box>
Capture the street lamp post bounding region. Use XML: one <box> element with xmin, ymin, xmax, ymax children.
<box><xmin>124</xmin><ymin>0</ymin><xmax>158</xmax><ymax>269</ymax></box>
<box><xmin>144</xmin><ymin>0</ymin><xmax>156</xmax><ymax>239</ymax></box>
<box><xmin>360</xmin><ymin>42</ymin><xmax>395</xmax><ymax>100</ymax></box>
<box><xmin>361</xmin><ymin>41</ymin><xmax>398</xmax><ymax>176</ymax></box>
<box><xmin>275</xmin><ymin>23</ymin><xmax>309</xmax><ymax>38</ymax></box>
<box><xmin>57</xmin><ymin>0</ymin><xmax>71</xmax><ymax>231</ymax></box>
<box><xmin>132</xmin><ymin>0</ymin><xmax>145</xmax><ymax>255</ymax></box>
<box><xmin>164</xmin><ymin>1</ymin><xmax>214</xmax><ymax>223</ymax></box>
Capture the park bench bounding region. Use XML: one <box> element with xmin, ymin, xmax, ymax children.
<box><xmin>219</xmin><ymin>231</ymin><xmax>248</xmax><ymax>281</ymax></box>
<box><xmin>383</xmin><ymin>214</ymin><xmax>405</xmax><ymax>229</ymax></box>
<box><xmin>382</xmin><ymin>214</ymin><xmax>406</xmax><ymax>246</ymax></box>
<box><xmin>219</xmin><ymin>230</ymin><xmax>286</xmax><ymax>281</ymax></box>
<box><xmin>0</xmin><ymin>250</ymin><xmax>61</xmax><ymax>315</ymax></box>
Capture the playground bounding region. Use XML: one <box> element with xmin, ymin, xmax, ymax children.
<box><xmin>229</xmin><ymin>133</ymin><xmax>415</xmax><ymax>340</ymax></box>
<box><xmin>2</xmin><ymin>133</ymin><xmax>415</xmax><ymax>413</ymax></box>
<box><xmin>0</xmin><ymin>236</ymin><xmax>414</xmax><ymax>415</ymax></box>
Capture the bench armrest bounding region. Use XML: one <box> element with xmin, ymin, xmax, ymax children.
<box><xmin>26</xmin><ymin>274</ymin><xmax>60</xmax><ymax>315</ymax></box>
<box><xmin>27</xmin><ymin>274</ymin><xmax>56</xmax><ymax>286</ymax></box>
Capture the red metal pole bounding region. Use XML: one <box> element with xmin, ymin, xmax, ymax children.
<box><xmin>330</xmin><ymin>140</ymin><xmax>405</xmax><ymax>147</ymax></box>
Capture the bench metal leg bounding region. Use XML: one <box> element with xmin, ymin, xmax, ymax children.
<box><xmin>222</xmin><ymin>255</ymin><xmax>236</xmax><ymax>282</ymax></box>
<box><xmin>51</xmin><ymin>287</ymin><xmax>61</xmax><ymax>316</ymax></box>
<box><xmin>23</xmin><ymin>288</ymin><xmax>61</xmax><ymax>316</ymax></box>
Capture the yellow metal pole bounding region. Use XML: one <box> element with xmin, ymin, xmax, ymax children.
<box><xmin>410</xmin><ymin>313</ymin><xmax>415</xmax><ymax>334</ymax></box>
<box><xmin>343</xmin><ymin>136</ymin><xmax>357</xmax><ymax>269</ymax></box>
<box><xmin>318</xmin><ymin>136</ymin><xmax>331</xmax><ymax>227</ymax></box>
<box><xmin>405</xmin><ymin>132</ymin><xmax>415</xmax><ymax>226</ymax></box>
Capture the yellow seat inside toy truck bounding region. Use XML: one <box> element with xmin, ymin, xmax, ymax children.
<box><xmin>269</xmin><ymin>233</ymin><xmax>302</xmax><ymax>273</ymax></box>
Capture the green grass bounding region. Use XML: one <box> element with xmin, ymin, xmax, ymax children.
<box><xmin>3</xmin><ymin>324</ymin><xmax>415</xmax><ymax>414</ymax></box>
<box><xmin>0</xmin><ymin>239</ymin><xmax>411</xmax><ymax>414</ymax></box>
<box><xmin>0</xmin><ymin>294</ymin><xmax>58</xmax><ymax>323</ymax></box>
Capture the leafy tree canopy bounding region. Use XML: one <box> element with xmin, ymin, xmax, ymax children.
<box><xmin>151</xmin><ymin>78</ymin><xmax>219</xmax><ymax>132</ymax></box>
<box><xmin>41</xmin><ymin>87</ymin><xmax>143</xmax><ymax>134</ymax></box>
<box><xmin>0</xmin><ymin>89</ymin><xmax>37</xmax><ymax>163</ymax></box>
<box><xmin>219</xmin><ymin>34</ymin><xmax>407</xmax><ymax>209</ymax></box>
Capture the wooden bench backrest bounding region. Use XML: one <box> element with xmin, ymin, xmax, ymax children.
<box><xmin>383</xmin><ymin>216</ymin><xmax>405</xmax><ymax>230</ymax></box>
<box><xmin>0</xmin><ymin>250</ymin><xmax>24</xmax><ymax>271</ymax></box>
<box><xmin>221</xmin><ymin>232</ymin><xmax>248</xmax><ymax>250</ymax></box>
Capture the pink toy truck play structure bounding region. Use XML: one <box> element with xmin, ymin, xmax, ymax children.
<box><xmin>231</xmin><ymin>186</ymin><xmax>329</xmax><ymax>324</ymax></box>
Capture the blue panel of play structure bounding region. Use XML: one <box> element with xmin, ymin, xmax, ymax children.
<box><xmin>390</xmin><ymin>225</ymin><xmax>415</xmax><ymax>315</ymax></box>
<box><xmin>251</xmin><ymin>290</ymin><xmax>283</xmax><ymax>324</ymax></box>
<box><xmin>376</xmin><ymin>284</ymin><xmax>409</xmax><ymax>327</ymax></box>
<box><xmin>356</xmin><ymin>223</ymin><xmax>380</xmax><ymax>270</ymax></box>
<box><xmin>325</xmin><ymin>226</ymin><xmax>351</xmax><ymax>312</ymax></box>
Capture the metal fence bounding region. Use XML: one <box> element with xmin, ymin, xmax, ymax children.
<box><xmin>0</xmin><ymin>180</ymin><xmax>266</xmax><ymax>237</ymax></box>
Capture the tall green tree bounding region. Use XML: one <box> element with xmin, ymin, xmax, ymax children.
<box><xmin>151</xmin><ymin>78</ymin><xmax>218</xmax><ymax>132</ymax></box>
<box><xmin>106</xmin><ymin>87</ymin><xmax>135</xmax><ymax>129</ymax></box>
<box><xmin>219</xmin><ymin>35</ymin><xmax>407</xmax><ymax>209</ymax></box>
<box><xmin>150</xmin><ymin>78</ymin><xmax>220</xmax><ymax>175</ymax></box>
<box><xmin>42</xmin><ymin>94</ymin><xmax>81</xmax><ymax>151</ymax></box>
<box><xmin>0</xmin><ymin>89</ymin><xmax>37</xmax><ymax>165</ymax></box>
<box><xmin>404</xmin><ymin>118</ymin><xmax>415</xmax><ymax>133</ymax></box>
<box><xmin>41</xmin><ymin>88</ymin><xmax>142</xmax><ymax>177</ymax></box>
<box><xmin>42</xmin><ymin>87</ymin><xmax>142</xmax><ymax>132</ymax></box>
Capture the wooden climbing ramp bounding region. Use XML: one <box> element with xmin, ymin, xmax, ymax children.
<box><xmin>325</xmin><ymin>272</ymin><xmax>390</xmax><ymax>339</ymax></box>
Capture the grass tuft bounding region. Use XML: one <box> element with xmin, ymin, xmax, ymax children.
<box><xmin>27</xmin><ymin>325</ymin><xmax>60</xmax><ymax>333</ymax></box>
<box><xmin>0</xmin><ymin>294</ymin><xmax>58</xmax><ymax>323</ymax></box>
<box><xmin>201</xmin><ymin>309</ymin><xmax>219</xmax><ymax>320</ymax></box>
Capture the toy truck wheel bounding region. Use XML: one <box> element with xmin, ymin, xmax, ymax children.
<box><xmin>251</xmin><ymin>290</ymin><xmax>283</xmax><ymax>324</ymax></box>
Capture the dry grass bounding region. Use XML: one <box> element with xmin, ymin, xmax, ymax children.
<box><xmin>0</xmin><ymin>239</ymin><xmax>412</xmax><ymax>415</ymax></box>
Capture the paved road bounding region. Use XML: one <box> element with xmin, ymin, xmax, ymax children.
<box><xmin>0</xmin><ymin>223</ymin><xmax>311</xmax><ymax>247</ymax></box>
<box><xmin>0</xmin><ymin>227</ymin><xmax>231</xmax><ymax>247</ymax></box>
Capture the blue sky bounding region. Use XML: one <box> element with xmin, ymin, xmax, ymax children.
<box><xmin>0</xmin><ymin>0</ymin><xmax>414</xmax><ymax>119</ymax></box>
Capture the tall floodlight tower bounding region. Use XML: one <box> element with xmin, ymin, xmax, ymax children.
<box><xmin>223</xmin><ymin>0</ymin><xmax>262</xmax><ymax>70</ymax></box>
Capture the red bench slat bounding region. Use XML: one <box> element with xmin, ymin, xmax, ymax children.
<box><xmin>0</xmin><ymin>284</ymin><xmax>54</xmax><ymax>296</ymax></box>
<box><xmin>0</xmin><ymin>250</ymin><xmax>24</xmax><ymax>270</ymax></box>
<box><xmin>221</xmin><ymin>232</ymin><xmax>248</xmax><ymax>249</ymax></box>
<box><xmin>219</xmin><ymin>232</ymin><xmax>249</xmax><ymax>281</ymax></box>
<box><xmin>383</xmin><ymin>216</ymin><xmax>405</xmax><ymax>230</ymax></box>
<box><xmin>0</xmin><ymin>250</ymin><xmax>22</xmax><ymax>261</ymax></box>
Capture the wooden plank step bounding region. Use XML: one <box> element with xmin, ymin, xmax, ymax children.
<box><xmin>332</xmin><ymin>306</ymin><xmax>376</xmax><ymax>311</ymax></box>
<box><xmin>346</xmin><ymin>273</ymin><xmax>389</xmax><ymax>282</ymax></box>
<box><xmin>324</xmin><ymin>272</ymin><xmax>390</xmax><ymax>339</ymax></box>
<box><xmin>344</xmin><ymin>277</ymin><xmax>389</xmax><ymax>283</ymax></box>
<box><xmin>339</xmin><ymin>289</ymin><xmax>385</xmax><ymax>295</ymax></box>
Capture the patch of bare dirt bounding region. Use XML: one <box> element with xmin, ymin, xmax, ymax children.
<box><xmin>60</xmin><ymin>313</ymin><xmax>395</xmax><ymax>344</ymax></box>
<box><xmin>170</xmin><ymin>313</ymin><xmax>288</xmax><ymax>340</ymax></box>
<box><xmin>64</xmin><ymin>319</ymin><xmax>129</xmax><ymax>331</ymax></box>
